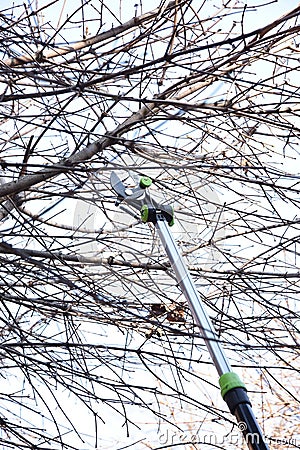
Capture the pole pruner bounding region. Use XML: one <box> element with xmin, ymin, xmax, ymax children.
<box><xmin>110</xmin><ymin>171</ymin><xmax>270</xmax><ymax>450</ymax></box>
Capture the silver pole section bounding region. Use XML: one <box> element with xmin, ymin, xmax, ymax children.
<box><xmin>110</xmin><ymin>172</ymin><xmax>270</xmax><ymax>450</ymax></box>
<box><xmin>156</xmin><ymin>215</ymin><xmax>231</xmax><ymax>376</ymax></box>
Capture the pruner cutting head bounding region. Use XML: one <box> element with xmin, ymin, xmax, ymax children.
<box><xmin>110</xmin><ymin>171</ymin><xmax>174</xmax><ymax>226</ymax></box>
<box><xmin>110</xmin><ymin>171</ymin><xmax>153</xmax><ymax>207</ymax></box>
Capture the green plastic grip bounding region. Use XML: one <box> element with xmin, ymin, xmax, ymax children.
<box><xmin>141</xmin><ymin>205</ymin><xmax>149</xmax><ymax>223</ymax></box>
<box><xmin>168</xmin><ymin>207</ymin><xmax>175</xmax><ymax>227</ymax></box>
<box><xmin>219</xmin><ymin>372</ymin><xmax>246</xmax><ymax>398</ymax></box>
<box><xmin>140</xmin><ymin>177</ymin><xmax>152</xmax><ymax>189</ymax></box>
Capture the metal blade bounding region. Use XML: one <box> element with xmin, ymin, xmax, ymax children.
<box><xmin>110</xmin><ymin>171</ymin><xmax>126</xmax><ymax>198</ymax></box>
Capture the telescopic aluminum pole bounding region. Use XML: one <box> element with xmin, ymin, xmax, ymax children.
<box><xmin>110</xmin><ymin>172</ymin><xmax>270</xmax><ymax>450</ymax></box>
<box><xmin>155</xmin><ymin>213</ymin><xmax>270</xmax><ymax>450</ymax></box>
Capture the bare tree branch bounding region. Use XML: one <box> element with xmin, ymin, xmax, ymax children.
<box><xmin>0</xmin><ymin>1</ymin><xmax>299</xmax><ymax>448</ymax></box>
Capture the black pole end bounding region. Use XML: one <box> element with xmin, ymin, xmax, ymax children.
<box><xmin>224</xmin><ymin>386</ymin><xmax>251</xmax><ymax>415</ymax></box>
<box><xmin>224</xmin><ymin>388</ymin><xmax>270</xmax><ymax>450</ymax></box>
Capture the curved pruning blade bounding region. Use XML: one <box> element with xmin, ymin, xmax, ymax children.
<box><xmin>110</xmin><ymin>171</ymin><xmax>126</xmax><ymax>198</ymax></box>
